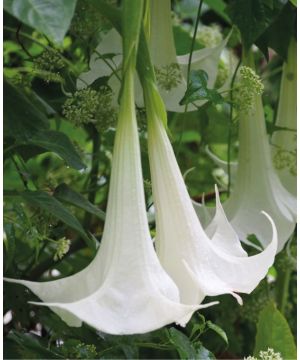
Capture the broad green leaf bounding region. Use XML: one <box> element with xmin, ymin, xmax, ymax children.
<box><xmin>6</xmin><ymin>330</ymin><xmax>64</xmax><ymax>359</ymax></box>
<box><xmin>21</xmin><ymin>190</ymin><xmax>96</xmax><ymax>250</ymax></box>
<box><xmin>226</xmin><ymin>0</ymin><xmax>284</xmax><ymax>50</ymax></box>
<box><xmin>290</xmin><ymin>0</ymin><xmax>297</xmax><ymax>6</ymax></box>
<box><xmin>27</xmin><ymin>130</ymin><xmax>85</xmax><ymax>170</ymax></box>
<box><xmin>4</xmin><ymin>223</ymin><xmax>16</xmax><ymax>271</ymax></box>
<box><xmin>3</xmin><ymin>0</ymin><xmax>78</xmax><ymax>44</ymax></box>
<box><xmin>254</xmin><ymin>302</ymin><xmax>297</xmax><ymax>359</ymax></box>
<box><xmin>206</xmin><ymin>321</ymin><xmax>228</xmax><ymax>345</ymax></box>
<box><xmin>4</xmin><ymin>79</ymin><xmax>49</xmax><ymax>140</ymax></box>
<box><xmin>203</xmin><ymin>0</ymin><xmax>231</xmax><ymax>23</ymax></box>
<box><xmin>179</xmin><ymin>70</ymin><xmax>223</xmax><ymax>106</ymax></box>
<box><xmin>256</xmin><ymin>3</ymin><xmax>296</xmax><ymax>60</ymax></box>
<box><xmin>54</xmin><ymin>183</ymin><xmax>106</xmax><ymax>221</ymax></box>
<box><xmin>173</xmin><ymin>25</ymin><xmax>204</xmax><ymax>55</ymax></box>
<box><xmin>167</xmin><ymin>328</ymin><xmax>196</xmax><ymax>359</ymax></box>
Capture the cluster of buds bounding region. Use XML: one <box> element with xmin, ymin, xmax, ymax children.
<box><xmin>273</xmin><ymin>148</ymin><xmax>296</xmax><ymax>176</ymax></box>
<box><xmin>234</xmin><ymin>66</ymin><xmax>264</xmax><ymax>113</ymax></box>
<box><xmin>70</xmin><ymin>0</ymin><xmax>117</xmax><ymax>38</ymax></box>
<box><xmin>155</xmin><ymin>63</ymin><xmax>183</xmax><ymax>91</ymax></box>
<box><xmin>62</xmin><ymin>86</ymin><xmax>117</xmax><ymax>130</ymax></box>
<box><xmin>54</xmin><ymin>237</ymin><xmax>71</xmax><ymax>261</ymax></box>
<box><xmin>33</xmin><ymin>49</ymin><xmax>65</xmax><ymax>83</ymax></box>
<box><xmin>196</xmin><ymin>24</ymin><xmax>223</xmax><ymax>48</ymax></box>
<box><xmin>245</xmin><ymin>348</ymin><xmax>283</xmax><ymax>360</ymax></box>
<box><xmin>215</xmin><ymin>59</ymin><xmax>230</xmax><ymax>88</ymax></box>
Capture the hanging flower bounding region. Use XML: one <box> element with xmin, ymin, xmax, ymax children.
<box><xmin>77</xmin><ymin>0</ymin><xmax>230</xmax><ymax>112</ymax></box>
<box><xmin>195</xmin><ymin>65</ymin><xmax>296</xmax><ymax>252</ymax></box>
<box><xmin>5</xmin><ymin>52</ymin><xmax>209</xmax><ymax>336</ymax></box>
<box><xmin>143</xmin><ymin>81</ymin><xmax>278</xmax><ymax>308</ymax></box>
<box><xmin>271</xmin><ymin>38</ymin><xmax>297</xmax><ymax>196</ymax></box>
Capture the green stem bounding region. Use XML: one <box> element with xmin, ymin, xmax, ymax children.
<box><xmin>176</xmin><ymin>0</ymin><xmax>204</xmax><ymax>157</ymax></box>
<box><xmin>276</xmin><ymin>267</ymin><xmax>291</xmax><ymax>315</ymax></box>
<box><xmin>227</xmin><ymin>58</ymin><xmax>241</xmax><ymax>196</ymax></box>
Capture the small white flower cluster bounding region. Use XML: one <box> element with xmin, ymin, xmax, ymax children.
<box><xmin>54</xmin><ymin>237</ymin><xmax>71</xmax><ymax>261</ymax></box>
<box><xmin>245</xmin><ymin>348</ymin><xmax>283</xmax><ymax>360</ymax></box>
<box><xmin>215</xmin><ymin>59</ymin><xmax>230</xmax><ymax>88</ymax></box>
<box><xmin>234</xmin><ymin>66</ymin><xmax>264</xmax><ymax>114</ymax></box>
<box><xmin>155</xmin><ymin>63</ymin><xmax>183</xmax><ymax>91</ymax></box>
<box><xmin>196</xmin><ymin>24</ymin><xmax>223</xmax><ymax>48</ymax></box>
<box><xmin>62</xmin><ymin>86</ymin><xmax>117</xmax><ymax>130</ymax></box>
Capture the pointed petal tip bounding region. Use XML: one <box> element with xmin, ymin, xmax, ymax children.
<box><xmin>231</xmin><ymin>292</ymin><xmax>243</xmax><ymax>305</ymax></box>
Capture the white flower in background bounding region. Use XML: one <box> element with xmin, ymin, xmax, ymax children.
<box><xmin>77</xmin><ymin>0</ymin><xmax>230</xmax><ymax>112</ymax></box>
<box><xmin>271</xmin><ymin>38</ymin><xmax>297</xmax><ymax>196</ymax></box>
<box><xmin>143</xmin><ymin>81</ymin><xmax>277</xmax><ymax>310</ymax></box>
<box><xmin>5</xmin><ymin>70</ymin><xmax>209</xmax><ymax>335</ymax></box>
<box><xmin>195</xmin><ymin>65</ymin><xmax>296</xmax><ymax>252</ymax></box>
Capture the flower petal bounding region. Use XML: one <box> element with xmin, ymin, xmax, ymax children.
<box><xmin>77</xmin><ymin>28</ymin><xmax>122</xmax><ymax>89</ymax></box>
<box><xmin>5</xmin><ymin>73</ymin><xmax>205</xmax><ymax>334</ymax></box>
<box><xmin>271</xmin><ymin>38</ymin><xmax>297</xmax><ymax>196</ymax></box>
<box><xmin>146</xmin><ymin>97</ymin><xmax>277</xmax><ymax>305</ymax></box>
<box><xmin>205</xmin><ymin>185</ymin><xmax>248</xmax><ymax>257</ymax></box>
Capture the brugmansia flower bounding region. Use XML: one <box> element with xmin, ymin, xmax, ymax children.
<box><xmin>5</xmin><ymin>16</ymin><xmax>210</xmax><ymax>333</ymax></box>
<box><xmin>271</xmin><ymin>38</ymin><xmax>297</xmax><ymax>196</ymax></box>
<box><xmin>78</xmin><ymin>0</ymin><xmax>229</xmax><ymax>112</ymax></box>
<box><xmin>195</xmin><ymin>65</ymin><xmax>296</xmax><ymax>252</ymax></box>
<box><xmin>224</xmin><ymin>93</ymin><xmax>296</xmax><ymax>252</ymax></box>
<box><xmin>143</xmin><ymin>80</ymin><xmax>278</xmax><ymax>307</ymax></box>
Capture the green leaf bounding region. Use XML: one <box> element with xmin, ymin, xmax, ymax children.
<box><xmin>7</xmin><ymin>330</ymin><xmax>64</xmax><ymax>359</ymax></box>
<box><xmin>54</xmin><ymin>183</ymin><xmax>106</xmax><ymax>221</ymax></box>
<box><xmin>226</xmin><ymin>0</ymin><xmax>284</xmax><ymax>50</ymax></box>
<box><xmin>290</xmin><ymin>0</ymin><xmax>297</xmax><ymax>6</ymax></box>
<box><xmin>206</xmin><ymin>321</ymin><xmax>228</xmax><ymax>345</ymax></box>
<box><xmin>167</xmin><ymin>328</ymin><xmax>196</xmax><ymax>359</ymax></box>
<box><xmin>255</xmin><ymin>3</ymin><xmax>296</xmax><ymax>60</ymax></box>
<box><xmin>4</xmin><ymin>223</ymin><xmax>16</xmax><ymax>272</ymax></box>
<box><xmin>3</xmin><ymin>0</ymin><xmax>78</xmax><ymax>44</ymax></box>
<box><xmin>173</xmin><ymin>25</ymin><xmax>204</xmax><ymax>55</ymax></box>
<box><xmin>4</xmin><ymin>79</ymin><xmax>49</xmax><ymax>141</ymax></box>
<box><xmin>26</xmin><ymin>130</ymin><xmax>85</xmax><ymax>170</ymax></box>
<box><xmin>203</xmin><ymin>0</ymin><xmax>231</xmax><ymax>23</ymax></box>
<box><xmin>179</xmin><ymin>70</ymin><xmax>223</xmax><ymax>106</ymax></box>
<box><xmin>194</xmin><ymin>342</ymin><xmax>216</xmax><ymax>359</ymax></box>
<box><xmin>21</xmin><ymin>190</ymin><xmax>96</xmax><ymax>250</ymax></box>
<box><xmin>254</xmin><ymin>302</ymin><xmax>297</xmax><ymax>359</ymax></box>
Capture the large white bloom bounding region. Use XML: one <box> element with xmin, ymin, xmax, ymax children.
<box><xmin>143</xmin><ymin>83</ymin><xmax>277</xmax><ymax>309</ymax></box>
<box><xmin>5</xmin><ymin>72</ymin><xmax>209</xmax><ymax>335</ymax></box>
<box><xmin>195</xmin><ymin>94</ymin><xmax>296</xmax><ymax>252</ymax></box>
<box><xmin>77</xmin><ymin>0</ymin><xmax>229</xmax><ymax>112</ymax></box>
<box><xmin>271</xmin><ymin>38</ymin><xmax>297</xmax><ymax>196</ymax></box>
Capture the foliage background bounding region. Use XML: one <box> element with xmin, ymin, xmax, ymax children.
<box><xmin>3</xmin><ymin>0</ymin><xmax>297</xmax><ymax>359</ymax></box>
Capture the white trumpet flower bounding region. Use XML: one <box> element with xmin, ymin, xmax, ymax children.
<box><xmin>144</xmin><ymin>83</ymin><xmax>278</xmax><ymax>308</ymax></box>
<box><xmin>5</xmin><ymin>71</ymin><xmax>210</xmax><ymax>335</ymax></box>
<box><xmin>195</xmin><ymin>93</ymin><xmax>296</xmax><ymax>252</ymax></box>
<box><xmin>77</xmin><ymin>0</ymin><xmax>229</xmax><ymax>112</ymax></box>
<box><xmin>271</xmin><ymin>38</ymin><xmax>297</xmax><ymax>196</ymax></box>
